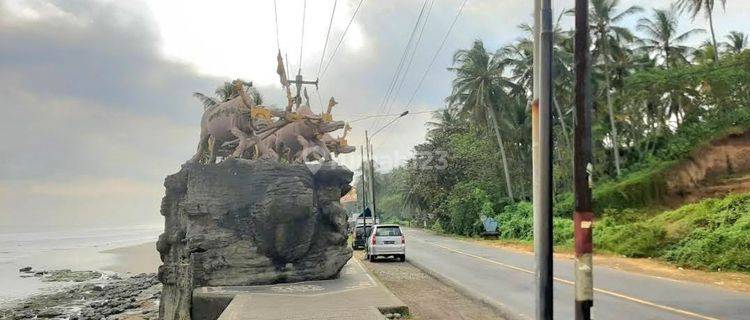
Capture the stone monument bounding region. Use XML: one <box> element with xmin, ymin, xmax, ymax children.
<box><xmin>157</xmin><ymin>77</ymin><xmax>356</xmax><ymax>319</ymax></box>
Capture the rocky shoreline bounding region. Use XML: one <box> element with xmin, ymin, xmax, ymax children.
<box><xmin>1</xmin><ymin>267</ymin><xmax>161</xmax><ymax>320</ymax></box>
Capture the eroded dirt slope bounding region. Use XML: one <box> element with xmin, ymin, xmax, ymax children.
<box><xmin>666</xmin><ymin>130</ymin><xmax>750</xmax><ymax>204</ymax></box>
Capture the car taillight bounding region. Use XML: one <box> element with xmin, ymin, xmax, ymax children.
<box><xmin>372</xmin><ymin>236</ymin><xmax>376</xmax><ymax>245</ymax></box>
<box><xmin>401</xmin><ymin>235</ymin><xmax>405</xmax><ymax>244</ymax></box>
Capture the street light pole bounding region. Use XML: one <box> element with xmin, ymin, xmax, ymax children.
<box><xmin>367</xmin><ymin>110</ymin><xmax>409</xmax><ymax>225</ymax></box>
<box><xmin>365</xmin><ymin>131</ymin><xmax>375</xmax><ymax>224</ymax></box>
<box><xmin>368</xmin><ymin>140</ymin><xmax>377</xmax><ymax>225</ymax></box>
<box><xmin>574</xmin><ymin>0</ymin><xmax>594</xmax><ymax>318</ymax></box>
<box><xmin>360</xmin><ymin>146</ymin><xmax>368</xmax><ymax>229</ymax></box>
<box><xmin>533</xmin><ymin>0</ymin><xmax>554</xmax><ymax>319</ymax></box>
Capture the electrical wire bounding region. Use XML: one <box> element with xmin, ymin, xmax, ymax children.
<box><xmin>378</xmin><ymin>0</ymin><xmax>435</xmax><ymax>129</ymax></box>
<box><xmin>341</xmin><ymin>110</ymin><xmax>433</xmax><ymax>123</ymax></box>
<box><xmin>405</xmin><ymin>0</ymin><xmax>469</xmax><ymax>109</ymax></box>
<box><xmin>273</xmin><ymin>0</ymin><xmax>281</xmax><ymax>51</ymax></box>
<box><xmin>298</xmin><ymin>0</ymin><xmax>307</xmax><ymax>73</ymax></box>
<box><xmin>369</xmin><ymin>0</ymin><xmax>430</xmax><ymax>131</ymax></box>
<box><xmin>317</xmin><ymin>0</ymin><xmax>338</xmax><ymax>79</ymax></box>
<box><xmin>320</xmin><ymin>0</ymin><xmax>366</xmax><ymax>78</ymax></box>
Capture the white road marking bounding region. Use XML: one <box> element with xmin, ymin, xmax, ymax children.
<box><xmin>411</xmin><ymin>237</ymin><xmax>721</xmax><ymax>320</ymax></box>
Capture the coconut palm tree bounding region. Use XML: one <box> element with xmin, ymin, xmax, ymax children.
<box><xmin>192</xmin><ymin>79</ymin><xmax>262</xmax><ymax>110</ymax></box>
<box><xmin>722</xmin><ymin>31</ymin><xmax>748</xmax><ymax>54</ymax></box>
<box><xmin>676</xmin><ymin>0</ymin><xmax>726</xmax><ymax>62</ymax></box>
<box><xmin>692</xmin><ymin>39</ymin><xmax>718</xmax><ymax>64</ymax></box>
<box><xmin>590</xmin><ymin>0</ymin><xmax>643</xmax><ymax>176</ymax></box>
<box><xmin>447</xmin><ymin>40</ymin><xmax>517</xmax><ymax>201</ymax></box>
<box><xmin>426</xmin><ymin>108</ymin><xmax>463</xmax><ymax>142</ymax></box>
<box><xmin>637</xmin><ymin>6</ymin><xmax>705</xmax><ymax>69</ymax></box>
<box><xmin>500</xmin><ymin>19</ymin><xmax>573</xmax><ymax>149</ymax></box>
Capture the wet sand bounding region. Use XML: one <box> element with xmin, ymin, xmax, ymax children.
<box><xmin>101</xmin><ymin>242</ymin><xmax>161</xmax><ymax>274</ymax></box>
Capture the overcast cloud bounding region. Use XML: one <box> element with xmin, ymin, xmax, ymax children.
<box><xmin>1</xmin><ymin>0</ymin><xmax>748</xmax><ymax>229</ymax></box>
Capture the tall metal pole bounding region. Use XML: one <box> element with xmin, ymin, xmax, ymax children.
<box><xmin>574</xmin><ymin>0</ymin><xmax>594</xmax><ymax>318</ymax></box>
<box><xmin>369</xmin><ymin>142</ymin><xmax>377</xmax><ymax>225</ymax></box>
<box><xmin>365</xmin><ymin>131</ymin><xmax>376</xmax><ymax>224</ymax></box>
<box><xmin>533</xmin><ymin>0</ymin><xmax>554</xmax><ymax>319</ymax></box>
<box><xmin>360</xmin><ymin>146</ymin><xmax>368</xmax><ymax>228</ymax></box>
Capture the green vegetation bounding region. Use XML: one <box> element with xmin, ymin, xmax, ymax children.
<box><xmin>364</xmin><ymin>1</ymin><xmax>749</xmax><ymax>273</ymax></box>
<box><xmin>597</xmin><ymin>192</ymin><xmax>750</xmax><ymax>272</ymax></box>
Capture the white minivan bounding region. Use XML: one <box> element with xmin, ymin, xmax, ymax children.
<box><xmin>365</xmin><ymin>224</ymin><xmax>405</xmax><ymax>262</ymax></box>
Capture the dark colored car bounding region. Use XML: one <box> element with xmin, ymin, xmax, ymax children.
<box><xmin>352</xmin><ymin>225</ymin><xmax>372</xmax><ymax>250</ymax></box>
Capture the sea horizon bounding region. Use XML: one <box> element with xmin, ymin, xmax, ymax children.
<box><xmin>0</xmin><ymin>224</ymin><xmax>163</xmax><ymax>307</ymax></box>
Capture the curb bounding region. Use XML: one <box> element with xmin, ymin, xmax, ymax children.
<box><xmin>354</xmin><ymin>257</ymin><xmax>411</xmax><ymax>317</ymax></box>
<box><xmin>406</xmin><ymin>257</ymin><xmax>530</xmax><ymax>320</ymax></box>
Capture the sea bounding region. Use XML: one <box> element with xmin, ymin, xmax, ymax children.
<box><xmin>0</xmin><ymin>224</ymin><xmax>162</xmax><ymax>308</ymax></box>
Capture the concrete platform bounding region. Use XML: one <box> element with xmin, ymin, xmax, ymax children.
<box><xmin>193</xmin><ymin>258</ymin><xmax>408</xmax><ymax>320</ymax></box>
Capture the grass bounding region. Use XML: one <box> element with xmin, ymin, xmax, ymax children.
<box><xmin>596</xmin><ymin>192</ymin><xmax>750</xmax><ymax>272</ymax></box>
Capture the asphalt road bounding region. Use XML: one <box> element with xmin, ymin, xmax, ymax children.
<box><xmin>403</xmin><ymin>228</ymin><xmax>750</xmax><ymax>320</ymax></box>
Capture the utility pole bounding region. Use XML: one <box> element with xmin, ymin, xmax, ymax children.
<box><xmin>574</xmin><ymin>0</ymin><xmax>594</xmax><ymax>318</ymax></box>
<box><xmin>533</xmin><ymin>0</ymin><xmax>554</xmax><ymax>319</ymax></box>
<box><xmin>360</xmin><ymin>146</ymin><xmax>369</xmax><ymax>229</ymax></box>
<box><xmin>365</xmin><ymin>131</ymin><xmax>376</xmax><ymax>224</ymax></box>
<box><xmin>287</xmin><ymin>72</ymin><xmax>319</xmax><ymax>111</ymax></box>
<box><xmin>369</xmin><ymin>140</ymin><xmax>377</xmax><ymax>225</ymax></box>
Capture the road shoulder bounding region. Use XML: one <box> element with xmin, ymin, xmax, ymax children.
<box><xmin>357</xmin><ymin>251</ymin><xmax>506</xmax><ymax>320</ymax></box>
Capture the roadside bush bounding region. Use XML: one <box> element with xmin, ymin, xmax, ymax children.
<box><xmin>595</xmin><ymin>218</ymin><xmax>668</xmax><ymax>257</ymax></box>
<box><xmin>552</xmin><ymin>218</ymin><xmax>573</xmax><ymax>245</ymax></box>
<box><xmin>553</xmin><ymin>193</ymin><xmax>574</xmax><ymax>217</ymax></box>
<box><xmin>496</xmin><ymin>202</ymin><xmax>534</xmax><ymax>241</ymax></box>
<box><xmin>495</xmin><ymin>201</ymin><xmax>574</xmax><ymax>245</ymax></box>
<box><xmin>430</xmin><ymin>220</ymin><xmax>445</xmax><ymax>233</ymax></box>
<box><xmin>444</xmin><ymin>182</ymin><xmax>494</xmax><ymax>236</ymax></box>
<box><xmin>664</xmin><ymin>225</ymin><xmax>750</xmax><ymax>271</ymax></box>
<box><xmin>660</xmin><ymin>193</ymin><xmax>750</xmax><ymax>271</ymax></box>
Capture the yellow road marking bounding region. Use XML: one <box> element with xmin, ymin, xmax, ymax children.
<box><xmin>413</xmin><ymin>238</ymin><xmax>720</xmax><ymax>320</ymax></box>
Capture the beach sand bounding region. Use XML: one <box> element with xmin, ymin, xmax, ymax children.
<box><xmin>101</xmin><ymin>242</ymin><xmax>161</xmax><ymax>274</ymax></box>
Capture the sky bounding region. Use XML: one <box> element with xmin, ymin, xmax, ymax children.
<box><xmin>1</xmin><ymin>0</ymin><xmax>748</xmax><ymax>229</ymax></box>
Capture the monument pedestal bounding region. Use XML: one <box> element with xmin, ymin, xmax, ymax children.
<box><xmin>194</xmin><ymin>259</ymin><xmax>408</xmax><ymax>320</ymax></box>
<box><xmin>157</xmin><ymin>159</ymin><xmax>354</xmax><ymax>320</ymax></box>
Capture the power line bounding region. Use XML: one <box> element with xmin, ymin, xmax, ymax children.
<box><xmin>370</xmin><ymin>0</ymin><xmax>430</xmax><ymax>131</ymax></box>
<box><xmin>371</xmin><ymin>112</ymin><xmax>409</xmax><ymax>137</ymax></box>
<box><xmin>298</xmin><ymin>0</ymin><xmax>307</xmax><ymax>73</ymax></box>
<box><xmin>317</xmin><ymin>0</ymin><xmax>338</xmax><ymax>79</ymax></box>
<box><xmin>405</xmin><ymin>0</ymin><xmax>469</xmax><ymax>109</ymax></box>
<box><xmin>273</xmin><ymin>0</ymin><xmax>281</xmax><ymax>51</ymax></box>
<box><xmin>320</xmin><ymin>0</ymin><xmax>366</xmax><ymax>78</ymax></box>
<box><xmin>378</xmin><ymin>0</ymin><xmax>435</xmax><ymax>129</ymax></box>
<box><xmin>341</xmin><ymin>110</ymin><xmax>433</xmax><ymax>123</ymax></box>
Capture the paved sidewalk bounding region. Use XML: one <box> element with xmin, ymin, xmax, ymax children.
<box><xmin>194</xmin><ymin>258</ymin><xmax>407</xmax><ymax>320</ymax></box>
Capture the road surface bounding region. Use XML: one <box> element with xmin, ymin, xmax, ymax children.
<box><xmin>403</xmin><ymin>228</ymin><xmax>750</xmax><ymax>320</ymax></box>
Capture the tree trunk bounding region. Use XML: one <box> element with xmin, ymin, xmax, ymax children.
<box><xmin>487</xmin><ymin>106</ymin><xmax>515</xmax><ymax>202</ymax></box>
<box><xmin>708</xmin><ymin>11</ymin><xmax>719</xmax><ymax>62</ymax></box>
<box><xmin>553</xmin><ymin>96</ymin><xmax>572</xmax><ymax>150</ymax></box>
<box><xmin>603</xmin><ymin>46</ymin><xmax>622</xmax><ymax>176</ymax></box>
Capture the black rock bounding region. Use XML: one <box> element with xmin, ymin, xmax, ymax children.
<box><xmin>36</xmin><ymin>308</ymin><xmax>63</xmax><ymax>318</ymax></box>
<box><xmin>19</xmin><ymin>266</ymin><xmax>32</xmax><ymax>272</ymax></box>
<box><xmin>157</xmin><ymin>160</ymin><xmax>353</xmax><ymax>320</ymax></box>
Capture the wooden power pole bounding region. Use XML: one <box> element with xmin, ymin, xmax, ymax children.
<box><xmin>574</xmin><ymin>0</ymin><xmax>594</xmax><ymax>319</ymax></box>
